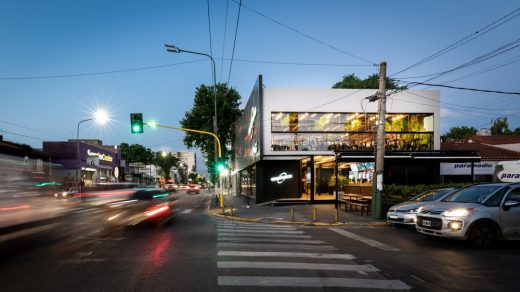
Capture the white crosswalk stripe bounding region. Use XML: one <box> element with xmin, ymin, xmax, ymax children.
<box><xmin>215</xmin><ymin>220</ymin><xmax>411</xmax><ymax>290</ymax></box>
<box><xmin>218</xmin><ymin>242</ymin><xmax>338</xmax><ymax>250</ymax></box>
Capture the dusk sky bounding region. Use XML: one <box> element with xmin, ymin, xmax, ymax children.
<box><xmin>1</xmin><ymin>0</ymin><xmax>519</xmax><ymax>172</ymax></box>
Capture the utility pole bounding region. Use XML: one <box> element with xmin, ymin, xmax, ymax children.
<box><xmin>372</xmin><ymin>62</ymin><xmax>386</xmax><ymax>220</ymax></box>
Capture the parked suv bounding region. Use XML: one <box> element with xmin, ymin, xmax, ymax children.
<box><xmin>415</xmin><ymin>183</ymin><xmax>520</xmax><ymax>248</ymax></box>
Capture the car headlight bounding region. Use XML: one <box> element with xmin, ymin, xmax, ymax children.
<box><xmin>62</xmin><ymin>192</ymin><xmax>67</xmax><ymax>197</ymax></box>
<box><xmin>442</xmin><ymin>208</ymin><xmax>477</xmax><ymax>217</ymax></box>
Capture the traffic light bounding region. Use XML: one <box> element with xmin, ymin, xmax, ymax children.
<box><xmin>130</xmin><ymin>113</ymin><xmax>143</xmax><ymax>134</ymax></box>
<box><xmin>216</xmin><ymin>161</ymin><xmax>225</xmax><ymax>173</ymax></box>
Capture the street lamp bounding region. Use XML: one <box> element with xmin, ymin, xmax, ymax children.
<box><xmin>75</xmin><ymin>110</ymin><xmax>110</xmax><ymax>194</ymax></box>
<box><xmin>164</xmin><ymin>44</ymin><xmax>220</xmax><ymax>198</ymax></box>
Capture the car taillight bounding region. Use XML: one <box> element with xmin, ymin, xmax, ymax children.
<box><xmin>144</xmin><ymin>204</ymin><xmax>170</xmax><ymax>217</ymax></box>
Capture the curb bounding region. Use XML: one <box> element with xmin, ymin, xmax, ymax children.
<box><xmin>207</xmin><ymin>209</ymin><xmax>393</xmax><ymax>227</ymax></box>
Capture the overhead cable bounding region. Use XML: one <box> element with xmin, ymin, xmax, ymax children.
<box><xmin>391</xmin><ymin>7</ymin><xmax>520</xmax><ymax>77</ymax></box>
<box><xmin>230</xmin><ymin>0</ymin><xmax>376</xmax><ymax>65</ymax></box>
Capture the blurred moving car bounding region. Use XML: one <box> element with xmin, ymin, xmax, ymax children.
<box><xmin>54</xmin><ymin>187</ymin><xmax>79</xmax><ymax>199</ymax></box>
<box><xmin>106</xmin><ymin>188</ymin><xmax>177</xmax><ymax>226</ymax></box>
<box><xmin>387</xmin><ymin>188</ymin><xmax>457</xmax><ymax>225</ymax></box>
<box><xmin>186</xmin><ymin>184</ymin><xmax>200</xmax><ymax>194</ymax></box>
<box><xmin>416</xmin><ymin>183</ymin><xmax>520</xmax><ymax>248</ymax></box>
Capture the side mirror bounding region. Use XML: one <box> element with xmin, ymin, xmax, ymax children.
<box><xmin>503</xmin><ymin>200</ymin><xmax>520</xmax><ymax>211</ymax></box>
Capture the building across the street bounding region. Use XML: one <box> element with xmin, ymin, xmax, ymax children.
<box><xmin>176</xmin><ymin>150</ymin><xmax>197</xmax><ymax>173</ymax></box>
<box><xmin>43</xmin><ymin>139</ymin><xmax>120</xmax><ymax>187</ymax></box>
<box><xmin>441</xmin><ymin>135</ymin><xmax>520</xmax><ymax>183</ymax></box>
<box><xmin>233</xmin><ymin>76</ymin><xmax>479</xmax><ymax>204</ymax></box>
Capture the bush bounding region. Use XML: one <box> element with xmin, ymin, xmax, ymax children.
<box><xmin>382</xmin><ymin>183</ymin><xmax>469</xmax><ymax>206</ymax></box>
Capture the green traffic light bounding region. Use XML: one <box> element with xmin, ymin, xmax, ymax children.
<box><xmin>130</xmin><ymin>113</ymin><xmax>143</xmax><ymax>134</ymax></box>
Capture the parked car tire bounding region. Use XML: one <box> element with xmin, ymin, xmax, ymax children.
<box><xmin>468</xmin><ymin>221</ymin><xmax>498</xmax><ymax>248</ymax></box>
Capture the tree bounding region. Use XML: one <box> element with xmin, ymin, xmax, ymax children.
<box><xmin>490</xmin><ymin>117</ymin><xmax>511</xmax><ymax>135</ymax></box>
<box><xmin>119</xmin><ymin>143</ymin><xmax>154</xmax><ymax>163</ymax></box>
<box><xmin>441</xmin><ymin>126</ymin><xmax>478</xmax><ymax>142</ymax></box>
<box><xmin>332</xmin><ymin>73</ymin><xmax>404</xmax><ymax>89</ymax></box>
<box><xmin>177</xmin><ymin>163</ymin><xmax>188</xmax><ymax>184</ymax></box>
<box><xmin>180</xmin><ymin>83</ymin><xmax>242</xmax><ymax>183</ymax></box>
<box><xmin>154</xmin><ymin>151</ymin><xmax>179</xmax><ymax>181</ymax></box>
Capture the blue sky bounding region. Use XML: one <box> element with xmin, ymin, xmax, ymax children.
<box><xmin>1</xmin><ymin>0</ymin><xmax>519</xmax><ymax>172</ymax></box>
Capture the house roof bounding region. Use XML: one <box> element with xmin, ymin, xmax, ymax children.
<box><xmin>471</xmin><ymin>135</ymin><xmax>520</xmax><ymax>145</ymax></box>
<box><xmin>441</xmin><ymin>141</ymin><xmax>520</xmax><ymax>161</ymax></box>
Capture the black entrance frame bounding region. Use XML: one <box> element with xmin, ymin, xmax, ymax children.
<box><xmin>333</xmin><ymin>150</ymin><xmax>481</xmax><ymax>206</ymax></box>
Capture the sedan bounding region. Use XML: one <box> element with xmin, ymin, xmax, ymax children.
<box><xmin>387</xmin><ymin>188</ymin><xmax>456</xmax><ymax>225</ymax></box>
<box><xmin>186</xmin><ymin>184</ymin><xmax>200</xmax><ymax>195</ymax></box>
<box><xmin>105</xmin><ymin>188</ymin><xmax>177</xmax><ymax>226</ymax></box>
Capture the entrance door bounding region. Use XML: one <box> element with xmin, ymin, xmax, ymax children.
<box><xmin>313</xmin><ymin>156</ymin><xmax>336</xmax><ymax>201</ymax></box>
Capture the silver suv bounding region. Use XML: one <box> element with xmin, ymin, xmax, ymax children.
<box><xmin>415</xmin><ymin>183</ymin><xmax>520</xmax><ymax>248</ymax></box>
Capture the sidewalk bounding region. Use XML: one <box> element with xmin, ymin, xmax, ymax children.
<box><xmin>208</xmin><ymin>193</ymin><xmax>392</xmax><ymax>227</ymax></box>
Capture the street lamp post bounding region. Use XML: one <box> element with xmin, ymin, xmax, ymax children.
<box><xmin>76</xmin><ymin>118</ymin><xmax>94</xmax><ymax>191</ymax></box>
<box><xmin>164</xmin><ymin>44</ymin><xmax>220</xmax><ymax>198</ymax></box>
<box><xmin>75</xmin><ymin>109</ymin><xmax>110</xmax><ymax>200</ymax></box>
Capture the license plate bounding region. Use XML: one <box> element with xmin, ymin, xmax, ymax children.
<box><xmin>422</xmin><ymin>220</ymin><xmax>431</xmax><ymax>227</ymax></box>
<box><xmin>389</xmin><ymin>215</ymin><xmax>398</xmax><ymax>219</ymax></box>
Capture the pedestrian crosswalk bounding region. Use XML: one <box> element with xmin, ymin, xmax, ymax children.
<box><xmin>216</xmin><ymin>220</ymin><xmax>411</xmax><ymax>290</ymax></box>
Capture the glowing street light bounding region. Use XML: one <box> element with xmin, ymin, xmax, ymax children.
<box><xmin>76</xmin><ymin>109</ymin><xmax>110</xmax><ymax>195</ymax></box>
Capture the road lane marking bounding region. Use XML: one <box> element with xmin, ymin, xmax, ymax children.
<box><xmin>328</xmin><ymin>227</ymin><xmax>400</xmax><ymax>251</ymax></box>
<box><xmin>218</xmin><ymin>242</ymin><xmax>337</xmax><ymax>250</ymax></box>
<box><xmin>218</xmin><ymin>251</ymin><xmax>355</xmax><ymax>260</ymax></box>
<box><xmin>218</xmin><ymin>233</ymin><xmax>311</xmax><ymax>239</ymax></box>
<box><xmin>217</xmin><ymin>228</ymin><xmax>303</xmax><ymax>234</ymax></box>
<box><xmin>217</xmin><ymin>223</ymin><xmax>295</xmax><ymax>229</ymax></box>
<box><xmin>217</xmin><ymin>261</ymin><xmax>379</xmax><ymax>275</ymax></box>
<box><xmin>218</xmin><ymin>237</ymin><xmax>325</xmax><ymax>244</ymax></box>
<box><xmin>181</xmin><ymin>209</ymin><xmax>193</xmax><ymax>214</ymax></box>
<box><xmin>218</xmin><ymin>276</ymin><xmax>411</xmax><ymax>289</ymax></box>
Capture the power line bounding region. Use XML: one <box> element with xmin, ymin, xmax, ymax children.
<box><xmin>227</xmin><ymin>0</ymin><xmax>242</xmax><ymax>85</ymax></box>
<box><xmin>0</xmin><ymin>60</ymin><xmax>206</xmax><ymax>80</ymax></box>
<box><xmin>207</xmin><ymin>0</ymin><xmax>214</xmax><ymax>57</ymax></box>
<box><xmin>230</xmin><ymin>0</ymin><xmax>376</xmax><ymax>65</ymax></box>
<box><xmin>219</xmin><ymin>0</ymin><xmax>230</xmax><ymax>83</ymax></box>
<box><xmin>0</xmin><ymin>58</ymin><xmax>370</xmax><ymax>81</ymax></box>
<box><xmin>0</xmin><ymin>129</ymin><xmax>45</xmax><ymax>141</ymax></box>
<box><xmin>0</xmin><ymin>119</ymin><xmax>67</xmax><ymax>139</ymax></box>
<box><xmin>222</xmin><ymin>58</ymin><xmax>373</xmax><ymax>67</ymax></box>
<box><xmin>391</xmin><ymin>7</ymin><xmax>520</xmax><ymax>77</ymax></box>
<box><xmin>394</xmin><ymin>80</ymin><xmax>520</xmax><ymax>95</ymax></box>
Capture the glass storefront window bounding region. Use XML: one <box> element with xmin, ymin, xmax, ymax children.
<box><xmin>271</xmin><ymin>112</ymin><xmax>434</xmax><ymax>151</ymax></box>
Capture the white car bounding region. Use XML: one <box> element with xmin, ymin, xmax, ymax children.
<box><xmin>386</xmin><ymin>188</ymin><xmax>456</xmax><ymax>225</ymax></box>
<box><xmin>415</xmin><ymin>183</ymin><xmax>520</xmax><ymax>248</ymax></box>
<box><xmin>54</xmin><ymin>187</ymin><xmax>79</xmax><ymax>199</ymax></box>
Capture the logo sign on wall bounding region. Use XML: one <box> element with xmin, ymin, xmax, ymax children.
<box><xmin>270</xmin><ymin>172</ymin><xmax>293</xmax><ymax>184</ymax></box>
<box><xmin>497</xmin><ymin>170</ymin><xmax>520</xmax><ymax>182</ymax></box>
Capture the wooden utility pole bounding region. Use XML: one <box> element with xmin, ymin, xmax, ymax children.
<box><xmin>372</xmin><ymin>62</ymin><xmax>387</xmax><ymax>220</ymax></box>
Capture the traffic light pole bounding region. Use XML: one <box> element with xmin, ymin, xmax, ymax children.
<box><xmin>145</xmin><ymin>122</ymin><xmax>225</xmax><ymax>211</ymax></box>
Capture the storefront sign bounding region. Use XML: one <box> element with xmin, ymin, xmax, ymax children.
<box><xmin>270</xmin><ymin>172</ymin><xmax>293</xmax><ymax>184</ymax></box>
<box><xmin>440</xmin><ymin>162</ymin><xmax>495</xmax><ymax>175</ymax></box>
<box><xmin>248</xmin><ymin>106</ymin><xmax>257</xmax><ymax>136</ymax></box>
<box><xmin>87</xmin><ymin>149</ymin><xmax>114</xmax><ymax>162</ymax></box>
<box><xmin>497</xmin><ymin>170</ymin><xmax>520</xmax><ymax>182</ymax></box>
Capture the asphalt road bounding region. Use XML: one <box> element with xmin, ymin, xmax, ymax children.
<box><xmin>1</xmin><ymin>190</ymin><xmax>519</xmax><ymax>291</ymax></box>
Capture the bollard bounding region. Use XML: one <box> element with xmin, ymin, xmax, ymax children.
<box><xmin>335</xmin><ymin>208</ymin><xmax>339</xmax><ymax>223</ymax></box>
<box><xmin>230</xmin><ymin>206</ymin><xmax>234</xmax><ymax>216</ymax></box>
<box><xmin>290</xmin><ymin>208</ymin><xmax>294</xmax><ymax>222</ymax></box>
<box><xmin>313</xmin><ymin>208</ymin><xmax>317</xmax><ymax>222</ymax></box>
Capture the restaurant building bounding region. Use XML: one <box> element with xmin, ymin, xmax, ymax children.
<box><xmin>43</xmin><ymin>139</ymin><xmax>120</xmax><ymax>187</ymax></box>
<box><xmin>233</xmin><ymin>75</ymin><xmax>479</xmax><ymax>204</ymax></box>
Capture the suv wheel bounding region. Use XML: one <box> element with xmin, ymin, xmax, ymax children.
<box><xmin>468</xmin><ymin>222</ymin><xmax>497</xmax><ymax>248</ymax></box>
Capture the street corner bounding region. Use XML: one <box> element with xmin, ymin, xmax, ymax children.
<box><xmin>207</xmin><ymin>208</ymin><xmax>263</xmax><ymax>223</ymax></box>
